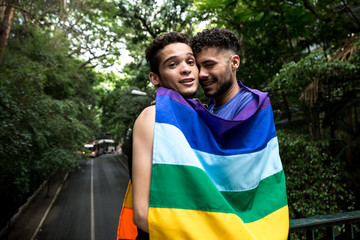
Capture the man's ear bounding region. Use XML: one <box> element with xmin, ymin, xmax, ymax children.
<box><xmin>230</xmin><ymin>55</ymin><xmax>240</xmax><ymax>71</ymax></box>
<box><xmin>149</xmin><ymin>72</ymin><xmax>161</xmax><ymax>86</ymax></box>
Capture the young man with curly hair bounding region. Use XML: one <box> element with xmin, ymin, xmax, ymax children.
<box><xmin>190</xmin><ymin>28</ymin><xmax>255</xmax><ymax>119</ymax></box>
<box><xmin>186</xmin><ymin>28</ymin><xmax>289</xmax><ymax>239</ymax></box>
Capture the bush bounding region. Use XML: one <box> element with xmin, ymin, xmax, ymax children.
<box><xmin>278</xmin><ymin>130</ymin><xmax>355</xmax><ymax>219</ymax></box>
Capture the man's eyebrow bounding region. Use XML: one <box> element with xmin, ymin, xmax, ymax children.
<box><xmin>200</xmin><ymin>59</ymin><xmax>216</xmax><ymax>65</ymax></box>
<box><xmin>163</xmin><ymin>56</ymin><xmax>177</xmax><ymax>66</ymax></box>
<box><xmin>163</xmin><ymin>52</ymin><xmax>194</xmax><ymax>66</ymax></box>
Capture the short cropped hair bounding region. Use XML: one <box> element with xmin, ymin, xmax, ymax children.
<box><xmin>190</xmin><ymin>28</ymin><xmax>242</xmax><ymax>55</ymax></box>
<box><xmin>145</xmin><ymin>32</ymin><xmax>190</xmax><ymax>75</ymax></box>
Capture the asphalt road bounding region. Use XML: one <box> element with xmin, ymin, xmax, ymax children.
<box><xmin>35</xmin><ymin>154</ymin><xmax>129</xmax><ymax>240</ymax></box>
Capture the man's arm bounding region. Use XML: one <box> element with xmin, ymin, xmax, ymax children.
<box><xmin>132</xmin><ymin>105</ymin><xmax>155</xmax><ymax>233</ymax></box>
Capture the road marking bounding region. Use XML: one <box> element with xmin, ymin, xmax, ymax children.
<box><xmin>31</xmin><ymin>172</ymin><xmax>69</xmax><ymax>240</ymax></box>
<box><xmin>91</xmin><ymin>159</ymin><xmax>95</xmax><ymax>240</ymax></box>
<box><xmin>116</xmin><ymin>153</ymin><xmax>129</xmax><ymax>172</ymax></box>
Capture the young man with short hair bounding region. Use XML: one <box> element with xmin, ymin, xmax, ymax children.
<box><xmin>118</xmin><ymin>32</ymin><xmax>198</xmax><ymax>240</ymax></box>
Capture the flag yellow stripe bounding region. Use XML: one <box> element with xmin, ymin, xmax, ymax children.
<box><xmin>123</xmin><ymin>181</ymin><xmax>133</xmax><ymax>207</ymax></box>
<box><xmin>149</xmin><ymin>206</ymin><xmax>288</xmax><ymax>239</ymax></box>
<box><xmin>149</xmin><ymin>207</ymin><xmax>255</xmax><ymax>240</ymax></box>
<box><xmin>246</xmin><ymin>205</ymin><xmax>289</xmax><ymax>239</ymax></box>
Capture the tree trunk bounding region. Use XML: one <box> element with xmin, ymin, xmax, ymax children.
<box><xmin>277</xmin><ymin>1</ymin><xmax>296</xmax><ymax>61</ymax></box>
<box><xmin>1</xmin><ymin>0</ymin><xmax>6</xmax><ymax>20</ymax></box>
<box><xmin>281</xmin><ymin>91</ymin><xmax>291</xmax><ymax>121</ymax></box>
<box><xmin>0</xmin><ymin>0</ymin><xmax>15</xmax><ymax>64</ymax></box>
<box><xmin>308</xmin><ymin>107</ymin><xmax>320</xmax><ymax>140</ymax></box>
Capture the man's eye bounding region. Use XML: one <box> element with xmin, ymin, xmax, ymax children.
<box><xmin>188</xmin><ymin>60</ymin><xmax>195</xmax><ymax>65</ymax></box>
<box><xmin>169</xmin><ymin>63</ymin><xmax>176</xmax><ymax>68</ymax></box>
<box><xmin>204</xmin><ymin>63</ymin><xmax>215</xmax><ymax>68</ymax></box>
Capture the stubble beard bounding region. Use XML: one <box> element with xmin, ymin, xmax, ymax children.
<box><xmin>205</xmin><ymin>65</ymin><xmax>234</xmax><ymax>99</ymax></box>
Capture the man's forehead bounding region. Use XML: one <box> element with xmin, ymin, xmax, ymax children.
<box><xmin>162</xmin><ymin>52</ymin><xmax>194</xmax><ymax>66</ymax></box>
<box><xmin>195</xmin><ymin>47</ymin><xmax>233</xmax><ymax>63</ymax></box>
<box><xmin>196</xmin><ymin>47</ymin><xmax>232</xmax><ymax>56</ymax></box>
<box><xmin>159</xmin><ymin>43</ymin><xmax>193</xmax><ymax>62</ymax></box>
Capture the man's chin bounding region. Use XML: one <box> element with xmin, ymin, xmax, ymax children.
<box><xmin>203</xmin><ymin>90</ymin><xmax>214</xmax><ymax>98</ymax></box>
<box><xmin>180</xmin><ymin>90</ymin><xmax>197</xmax><ymax>99</ymax></box>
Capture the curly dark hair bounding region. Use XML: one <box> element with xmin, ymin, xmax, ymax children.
<box><xmin>190</xmin><ymin>28</ymin><xmax>242</xmax><ymax>55</ymax></box>
<box><xmin>145</xmin><ymin>32</ymin><xmax>190</xmax><ymax>75</ymax></box>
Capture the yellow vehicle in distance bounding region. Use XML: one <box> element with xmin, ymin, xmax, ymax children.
<box><xmin>83</xmin><ymin>142</ymin><xmax>96</xmax><ymax>158</ymax></box>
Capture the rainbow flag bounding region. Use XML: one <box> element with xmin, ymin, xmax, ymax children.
<box><xmin>148</xmin><ymin>84</ymin><xmax>289</xmax><ymax>239</ymax></box>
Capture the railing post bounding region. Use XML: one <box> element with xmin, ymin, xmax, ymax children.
<box><xmin>325</xmin><ymin>226</ymin><xmax>335</xmax><ymax>240</ymax></box>
<box><xmin>288</xmin><ymin>232</ymin><xmax>292</xmax><ymax>240</ymax></box>
<box><xmin>345</xmin><ymin>224</ymin><xmax>354</xmax><ymax>239</ymax></box>
<box><xmin>306</xmin><ymin>229</ymin><xmax>315</xmax><ymax>240</ymax></box>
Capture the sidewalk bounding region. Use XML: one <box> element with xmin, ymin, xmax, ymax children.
<box><xmin>115</xmin><ymin>152</ymin><xmax>129</xmax><ymax>171</ymax></box>
<box><xmin>0</xmin><ymin>170</ymin><xmax>68</xmax><ymax>240</ymax></box>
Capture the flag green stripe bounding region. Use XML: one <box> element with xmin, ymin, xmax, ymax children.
<box><xmin>150</xmin><ymin>164</ymin><xmax>287</xmax><ymax>223</ymax></box>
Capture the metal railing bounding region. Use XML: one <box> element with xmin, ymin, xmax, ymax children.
<box><xmin>289</xmin><ymin>210</ymin><xmax>360</xmax><ymax>239</ymax></box>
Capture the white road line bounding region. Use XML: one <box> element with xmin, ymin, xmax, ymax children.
<box><xmin>91</xmin><ymin>159</ymin><xmax>95</xmax><ymax>240</ymax></box>
<box><xmin>31</xmin><ymin>172</ymin><xmax>69</xmax><ymax>240</ymax></box>
<box><xmin>116</xmin><ymin>153</ymin><xmax>129</xmax><ymax>171</ymax></box>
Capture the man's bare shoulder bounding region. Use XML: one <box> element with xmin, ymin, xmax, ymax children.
<box><xmin>134</xmin><ymin>105</ymin><xmax>155</xmax><ymax>126</ymax></box>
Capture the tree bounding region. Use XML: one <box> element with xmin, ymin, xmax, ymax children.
<box><xmin>0</xmin><ymin>22</ymin><xmax>99</xmax><ymax>229</ymax></box>
<box><xmin>0</xmin><ymin>0</ymin><xmax>125</xmax><ymax>69</ymax></box>
<box><xmin>194</xmin><ymin>0</ymin><xmax>358</xmax><ymax>85</ymax></box>
<box><xmin>0</xmin><ymin>0</ymin><xmax>16</xmax><ymax>63</ymax></box>
<box><xmin>115</xmin><ymin>0</ymin><xmax>196</xmax><ymax>87</ymax></box>
<box><xmin>95</xmin><ymin>72</ymin><xmax>154</xmax><ymax>141</ymax></box>
<box><xmin>269</xmin><ymin>37</ymin><xmax>360</xmax><ymax>214</ymax></box>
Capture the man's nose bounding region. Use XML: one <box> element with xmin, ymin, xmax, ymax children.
<box><xmin>199</xmin><ymin>68</ymin><xmax>209</xmax><ymax>79</ymax></box>
<box><xmin>180</xmin><ymin>62</ymin><xmax>191</xmax><ymax>74</ymax></box>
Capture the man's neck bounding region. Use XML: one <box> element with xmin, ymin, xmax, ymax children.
<box><xmin>214</xmin><ymin>82</ymin><xmax>240</xmax><ymax>107</ymax></box>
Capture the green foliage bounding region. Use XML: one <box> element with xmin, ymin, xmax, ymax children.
<box><xmin>270</xmin><ymin>52</ymin><xmax>359</xmax><ymax>93</ymax></box>
<box><xmin>193</xmin><ymin>0</ymin><xmax>359</xmax><ymax>88</ymax></box>
<box><xmin>121</xmin><ymin>62</ymin><xmax>152</xmax><ymax>90</ymax></box>
<box><xmin>278</xmin><ymin>130</ymin><xmax>355</xmax><ymax>219</ymax></box>
<box><xmin>0</xmin><ymin>25</ymin><xmax>98</xmax><ymax>227</ymax></box>
<box><xmin>10</xmin><ymin>0</ymin><xmax>124</xmax><ymax>70</ymax></box>
<box><xmin>116</xmin><ymin>0</ymin><xmax>196</xmax><ymax>61</ymax></box>
<box><xmin>270</xmin><ymin>48</ymin><xmax>360</xmax><ymax>216</ymax></box>
<box><xmin>97</xmin><ymin>83</ymin><xmax>155</xmax><ymax>142</ymax></box>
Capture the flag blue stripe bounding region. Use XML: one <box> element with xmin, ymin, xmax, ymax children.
<box><xmin>156</xmin><ymin>95</ymin><xmax>277</xmax><ymax>155</ymax></box>
<box><xmin>153</xmin><ymin>123</ymin><xmax>283</xmax><ymax>192</ymax></box>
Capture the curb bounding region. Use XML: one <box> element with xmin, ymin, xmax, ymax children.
<box><xmin>0</xmin><ymin>178</ymin><xmax>49</xmax><ymax>239</ymax></box>
<box><xmin>30</xmin><ymin>172</ymin><xmax>69</xmax><ymax>240</ymax></box>
<box><xmin>115</xmin><ymin>153</ymin><xmax>129</xmax><ymax>172</ymax></box>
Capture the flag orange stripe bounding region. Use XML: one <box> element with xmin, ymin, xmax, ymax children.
<box><xmin>117</xmin><ymin>181</ymin><xmax>138</xmax><ymax>240</ymax></box>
